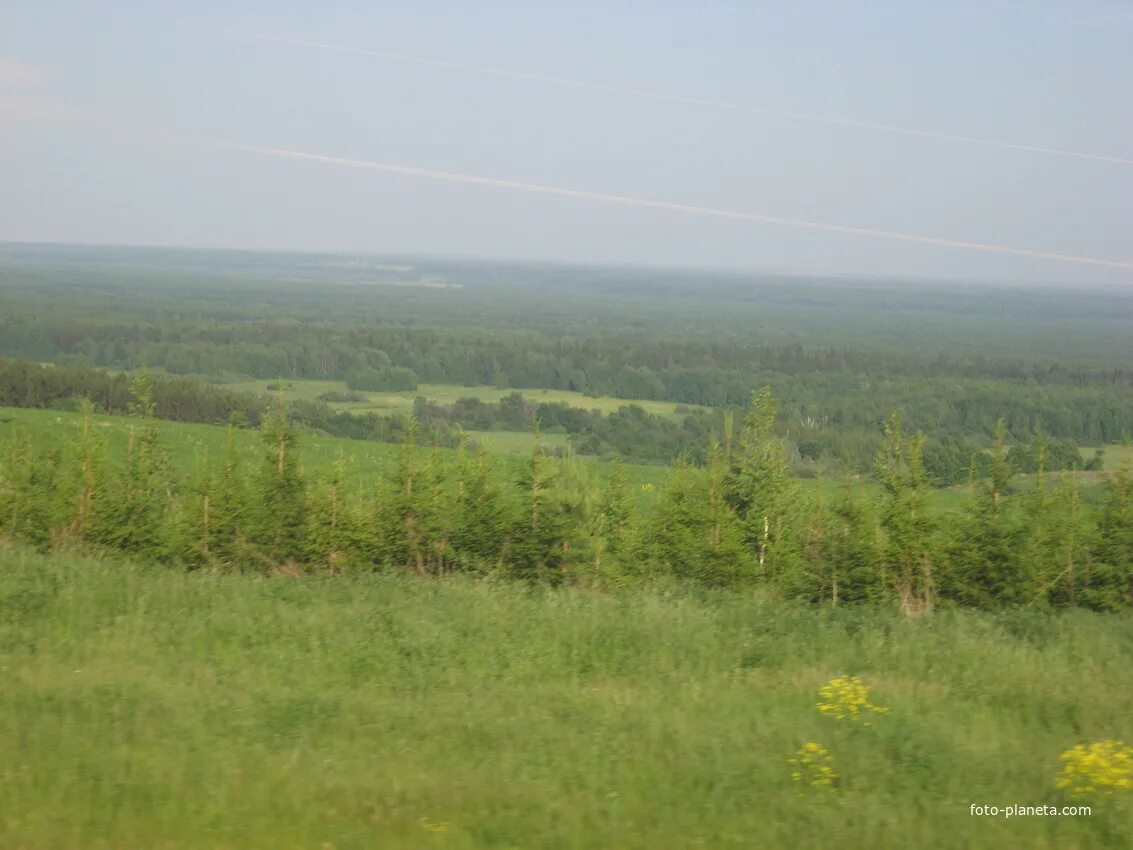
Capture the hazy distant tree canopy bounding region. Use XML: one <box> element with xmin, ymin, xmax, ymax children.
<box><xmin>0</xmin><ymin>247</ymin><xmax>1130</xmax><ymax>477</ymax></box>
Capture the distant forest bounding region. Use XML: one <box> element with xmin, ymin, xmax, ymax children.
<box><xmin>0</xmin><ymin>358</ymin><xmax>1101</xmax><ymax>483</ymax></box>
<box><xmin>1</xmin><ymin>249</ymin><xmax>1131</xmax><ymax>476</ymax></box>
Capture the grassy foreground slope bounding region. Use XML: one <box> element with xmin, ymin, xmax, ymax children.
<box><xmin>3</xmin><ymin>547</ymin><xmax>1131</xmax><ymax>849</ymax></box>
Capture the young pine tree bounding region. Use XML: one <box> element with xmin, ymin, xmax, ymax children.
<box><xmin>508</xmin><ymin>422</ymin><xmax>572</xmax><ymax>582</ymax></box>
<box><xmin>552</xmin><ymin>448</ymin><xmax>598</xmax><ymax>582</ymax></box>
<box><xmin>0</xmin><ymin>429</ymin><xmax>69</xmax><ymax>551</ymax></box>
<box><xmin>944</xmin><ymin>420</ymin><xmax>1029</xmax><ymax>608</ymax></box>
<box><xmin>1040</xmin><ymin>474</ymin><xmax>1088</xmax><ymax>607</ymax></box>
<box><xmin>874</xmin><ymin>412</ymin><xmax>936</xmax><ymax>616</ymax></box>
<box><xmin>89</xmin><ymin>371</ymin><xmax>170</xmax><ymax>558</ymax></box>
<box><xmin>305</xmin><ymin>457</ymin><xmax>369</xmax><ymax>575</ymax></box>
<box><xmin>590</xmin><ymin>457</ymin><xmax>634</xmax><ymax>585</ymax></box>
<box><xmin>215</xmin><ymin>425</ymin><xmax>254</xmax><ymax>568</ymax></box>
<box><xmin>449</xmin><ymin>435</ymin><xmax>515</xmax><ymax>573</ymax></box>
<box><xmin>252</xmin><ymin>398</ymin><xmax>307</xmax><ymax>570</ymax></box>
<box><xmin>727</xmin><ymin>387</ymin><xmax>800</xmax><ymax>588</ymax></box>
<box><xmin>170</xmin><ymin>446</ymin><xmax>216</xmax><ymax>570</ymax></box>
<box><xmin>1082</xmin><ymin>447</ymin><xmax>1133</xmax><ymax>611</ymax></box>
<box><xmin>808</xmin><ymin>479</ymin><xmax>883</xmax><ymax>605</ymax></box>
<box><xmin>637</xmin><ymin>445</ymin><xmax>755</xmax><ymax>588</ymax></box>
<box><xmin>171</xmin><ymin>431</ymin><xmax>255</xmax><ymax>571</ymax></box>
<box><xmin>420</xmin><ymin>438</ymin><xmax>455</xmax><ymax>576</ymax></box>
<box><xmin>376</xmin><ymin>420</ymin><xmax>450</xmax><ymax>575</ymax></box>
<box><xmin>1019</xmin><ymin>434</ymin><xmax>1079</xmax><ymax>607</ymax></box>
<box><xmin>66</xmin><ymin>399</ymin><xmax>108</xmax><ymax>548</ymax></box>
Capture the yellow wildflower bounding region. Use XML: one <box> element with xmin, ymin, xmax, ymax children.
<box><xmin>788</xmin><ymin>741</ymin><xmax>839</xmax><ymax>789</ymax></box>
<box><xmin>1056</xmin><ymin>740</ymin><xmax>1133</xmax><ymax>797</ymax></box>
<box><xmin>817</xmin><ymin>675</ymin><xmax>888</xmax><ymax>723</ymax></box>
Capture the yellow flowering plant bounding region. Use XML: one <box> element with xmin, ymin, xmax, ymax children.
<box><xmin>788</xmin><ymin>742</ymin><xmax>839</xmax><ymax>789</ymax></box>
<box><xmin>1055</xmin><ymin>740</ymin><xmax>1133</xmax><ymax>797</ymax></box>
<box><xmin>817</xmin><ymin>675</ymin><xmax>888</xmax><ymax>722</ymax></box>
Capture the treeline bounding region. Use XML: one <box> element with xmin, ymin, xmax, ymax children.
<box><xmin>0</xmin><ymin>357</ymin><xmax>267</xmax><ymax>425</ymax></box>
<box><xmin>2</xmin><ymin>356</ymin><xmax>1101</xmax><ymax>477</ymax></box>
<box><xmin>2</xmin><ymin>381</ymin><xmax>1129</xmax><ymax>612</ymax></box>
<box><xmin>13</xmin><ymin>313</ymin><xmax>1133</xmax><ymax>391</ymax></box>
<box><xmin>9</xmin><ymin>322</ymin><xmax>1133</xmax><ymax>445</ymax></box>
<box><xmin>0</xmin><ymin>357</ymin><xmax>729</xmax><ymax>465</ymax></box>
<box><xmin>411</xmin><ymin>393</ymin><xmax>1098</xmax><ymax>480</ymax></box>
<box><xmin>411</xmin><ymin>394</ymin><xmax>721</xmax><ymax>465</ymax></box>
<box><xmin>0</xmin><ymin>356</ymin><xmax>453</xmax><ymax>448</ymax></box>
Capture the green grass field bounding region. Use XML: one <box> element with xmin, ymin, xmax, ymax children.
<box><xmin>0</xmin><ymin>406</ymin><xmax>668</xmax><ymax>500</ymax></box>
<box><xmin>464</xmin><ymin>428</ymin><xmax>569</xmax><ymax>456</ymax></box>
<box><xmin>219</xmin><ymin>378</ymin><xmax>702</xmax><ymax>421</ymax></box>
<box><xmin>2</xmin><ymin>546</ymin><xmax>1130</xmax><ymax>849</ymax></box>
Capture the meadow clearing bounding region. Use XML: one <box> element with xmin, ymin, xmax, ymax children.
<box><xmin>218</xmin><ymin>379</ymin><xmax>701</xmax><ymax>422</ymax></box>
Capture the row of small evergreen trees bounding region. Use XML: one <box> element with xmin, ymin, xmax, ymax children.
<box><xmin>1</xmin><ymin>377</ymin><xmax>1130</xmax><ymax>612</ymax></box>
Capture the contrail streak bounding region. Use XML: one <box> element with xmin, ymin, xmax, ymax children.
<box><xmin>247</xmin><ymin>33</ymin><xmax>1133</xmax><ymax>168</ymax></box>
<box><xmin>201</xmin><ymin>138</ymin><xmax>1133</xmax><ymax>270</ymax></box>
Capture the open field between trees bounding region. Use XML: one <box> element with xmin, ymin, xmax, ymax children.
<box><xmin>217</xmin><ymin>378</ymin><xmax>703</xmax><ymax>421</ymax></box>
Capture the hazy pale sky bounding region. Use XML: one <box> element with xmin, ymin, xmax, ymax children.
<box><xmin>2</xmin><ymin>1</ymin><xmax>1131</xmax><ymax>283</ymax></box>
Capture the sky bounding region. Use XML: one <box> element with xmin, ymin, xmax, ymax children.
<box><xmin>1</xmin><ymin>0</ymin><xmax>1131</xmax><ymax>284</ymax></box>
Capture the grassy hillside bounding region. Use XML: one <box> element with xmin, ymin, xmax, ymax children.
<box><xmin>0</xmin><ymin>405</ymin><xmax>661</xmax><ymax>491</ymax></box>
<box><xmin>2</xmin><ymin>546</ymin><xmax>1130</xmax><ymax>849</ymax></box>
